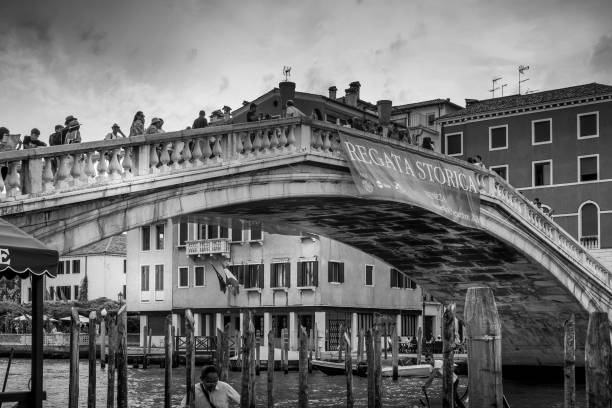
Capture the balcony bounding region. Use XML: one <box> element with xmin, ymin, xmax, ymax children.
<box><xmin>580</xmin><ymin>236</ymin><xmax>600</xmax><ymax>250</ymax></box>
<box><xmin>186</xmin><ymin>238</ymin><xmax>231</xmax><ymax>258</ymax></box>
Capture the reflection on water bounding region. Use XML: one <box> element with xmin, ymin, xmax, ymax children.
<box><xmin>0</xmin><ymin>359</ymin><xmax>585</xmax><ymax>407</ymax></box>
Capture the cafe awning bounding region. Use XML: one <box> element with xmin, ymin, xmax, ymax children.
<box><xmin>0</xmin><ymin>218</ymin><xmax>58</xmax><ymax>278</ymax></box>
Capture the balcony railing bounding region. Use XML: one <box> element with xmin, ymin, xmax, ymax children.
<box><xmin>186</xmin><ymin>238</ymin><xmax>231</xmax><ymax>257</ymax></box>
<box><xmin>580</xmin><ymin>236</ymin><xmax>600</xmax><ymax>250</ymax></box>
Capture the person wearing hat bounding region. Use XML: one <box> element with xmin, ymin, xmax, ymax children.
<box><xmin>129</xmin><ymin>111</ymin><xmax>145</xmax><ymax>137</ymax></box>
<box><xmin>23</xmin><ymin>128</ymin><xmax>47</xmax><ymax>149</ymax></box>
<box><xmin>49</xmin><ymin>125</ymin><xmax>64</xmax><ymax>146</ymax></box>
<box><xmin>285</xmin><ymin>100</ymin><xmax>306</xmax><ymax>118</ymax></box>
<box><xmin>104</xmin><ymin>124</ymin><xmax>126</xmax><ymax>140</ymax></box>
<box><xmin>62</xmin><ymin>115</ymin><xmax>81</xmax><ymax>144</ymax></box>
<box><xmin>146</xmin><ymin>117</ymin><xmax>165</xmax><ymax>134</ymax></box>
<box><xmin>246</xmin><ymin>103</ymin><xmax>258</xmax><ymax>122</ymax></box>
<box><xmin>192</xmin><ymin>110</ymin><xmax>208</xmax><ymax>129</ymax></box>
<box><xmin>0</xmin><ymin>127</ymin><xmax>22</xmax><ymax>151</ymax></box>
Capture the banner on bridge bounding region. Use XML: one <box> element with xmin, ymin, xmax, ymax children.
<box><xmin>340</xmin><ymin>135</ymin><xmax>481</xmax><ymax>229</ymax></box>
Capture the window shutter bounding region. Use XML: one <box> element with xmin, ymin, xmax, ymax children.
<box><xmin>258</xmin><ymin>265</ymin><xmax>264</xmax><ymax>288</ymax></box>
<box><xmin>297</xmin><ymin>262</ymin><xmax>303</xmax><ymax>286</ymax></box>
<box><xmin>270</xmin><ymin>264</ymin><xmax>276</xmax><ymax>287</ymax></box>
<box><xmin>328</xmin><ymin>262</ymin><xmax>333</xmax><ymax>283</ymax></box>
<box><xmin>339</xmin><ymin>263</ymin><xmax>344</xmax><ymax>283</ymax></box>
<box><xmin>390</xmin><ymin>269</ymin><xmax>394</xmax><ymax>287</ymax></box>
<box><xmin>285</xmin><ymin>263</ymin><xmax>291</xmax><ymax>288</ymax></box>
<box><xmin>313</xmin><ymin>261</ymin><xmax>319</xmax><ymax>287</ymax></box>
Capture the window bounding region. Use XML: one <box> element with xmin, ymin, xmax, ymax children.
<box><xmin>58</xmin><ymin>262</ymin><xmax>64</xmax><ymax>275</ymax></box>
<box><xmin>178</xmin><ymin>222</ymin><xmax>188</xmax><ymax>247</ymax></box>
<box><xmin>578</xmin><ymin>155</ymin><xmax>598</xmax><ymax>182</ymax></box>
<box><xmin>427</xmin><ymin>113</ymin><xmax>436</xmax><ymax>126</ymax></box>
<box><xmin>297</xmin><ymin>260</ymin><xmax>318</xmax><ymax>287</ymax></box>
<box><xmin>231</xmin><ymin>223</ymin><xmax>243</xmax><ymax>242</ymax></box>
<box><xmin>445</xmin><ymin>132</ymin><xmax>462</xmax><ymax>156</ymax></box>
<box><xmin>490</xmin><ymin>165</ymin><xmax>508</xmax><ymax>182</ymax></box>
<box><xmin>123</xmin><ymin>260</ymin><xmax>127</xmax><ymax>274</ymax></box>
<box><xmin>72</xmin><ymin>260</ymin><xmax>80</xmax><ymax>274</ymax></box>
<box><xmin>227</xmin><ymin>264</ymin><xmax>245</xmax><ymax>285</ymax></box>
<box><xmin>141</xmin><ymin>226</ymin><xmax>150</xmax><ymax>251</ymax></box>
<box><xmin>122</xmin><ymin>285</ymin><xmax>126</xmax><ymax>300</ymax></box>
<box><xmin>244</xmin><ymin>264</ymin><xmax>264</xmax><ymax>289</ymax></box>
<box><xmin>489</xmin><ymin>125</ymin><xmax>508</xmax><ymax>150</ymax></box>
<box><xmin>579</xmin><ymin>202</ymin><xmax>599</xmax><ymax>249</ymax></box>
<box><xmin>73</xmin><ymin>285</ymin><xmax>79</xmax><ymax>300</ymax></box>
<box><xmin>58</xmin><ymin>286</ymin><xmax>71</xmax><ymax>300</ymax></box>
<box><xmin>48</xmin><ymin>286</ymin><xmax>54</xmax><ymax>300</ymax></box>
<box><xmin>141</xmin><ymin>266</ymin><xmax>150</xmax><ymax>291</ymax></box>
<box><xmin>195</xmin><ymin>266</ymin><xmax>205</xmax><ymax>287</ymax></box>
<box><xmin>270</xmin><ymin>262</ymin><xmax>291</xmax><ymax>288</ymax></box>
<box><xmin>365</xmin><ymin>265</ymin><xmax>374</xmax><ymax>286</ymax></box>
<box><xmin>156</xmin><ymin>224</ymin><xmax>165</xmax><ymax>250</ymax></box>
<box><xmin>390</xmin><ymin>269</ymin><xmax>417</xmax><ymax>289</ymax></box>
<box><xmin>155</xmin><ymin>265</ymin><xmax>164</xmax><ymax>291</ymax></box>
<box><xmin>532</xmin><ymin>119</ymin><xmax>552</xmax><ymax>145</ymax></box>
<box><xmin>28</xmin><ymin>287</ymin><xmax>32</xmax><ymax>302</ymax></box>
<box><xmin>64</xmin><ymin>260</ymin><xmax>71</xmax><ymax>275</ymax></box>
<box><xmin>577</xmin><ymin>112</ymin><xmax>598</xmax><ymax>139</ymax></box>
<box><xmin>178</xmin><ymin>267</ymin><xmax>189</xmax><ymax>288</ymax></box>
<box><xmin>328</xmin><ymin>261</ymin><xmax>344</xmax><ymax>284</ymax></box>
<box><xmin>249</xmin><ymin>224</ymin><xmax>262</xmax><ymax>241</ymax></box>
<box><xmin>532</xmin><ymin>160</ymin><xmax>552</xmax><ymax>187</ymax></box>
<box><xmin>207</xmin><ymin>224</ymin><xmax>219</xmax><ymax>239</ymax></box>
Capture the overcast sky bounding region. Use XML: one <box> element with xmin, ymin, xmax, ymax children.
<box><xmin>1</xmin><ymin>0</ymin><xmax>611</xmax><ymax>141</ymax></box>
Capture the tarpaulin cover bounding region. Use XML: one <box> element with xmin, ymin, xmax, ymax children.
<box><xmin>0</xmin><ymin>218</ymin><xmax>58</xmax><ymax>278</ymax></box>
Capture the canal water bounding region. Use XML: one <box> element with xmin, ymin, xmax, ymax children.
<box><xmin>0</xmin><ymin>359</ymin><xmax>586</xmax><ymax>407</ymax></box>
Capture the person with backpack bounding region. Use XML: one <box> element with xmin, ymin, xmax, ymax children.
<box><xmin>180</xmin><ymin>365</ymin><xmax>240</xmax><ymax>408</ymax></box>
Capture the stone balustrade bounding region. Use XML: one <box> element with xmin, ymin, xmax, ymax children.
<box><xmin>0</xmin><ymin>117</ymin><xmax>608</xmax><ymax>292</ymax></box>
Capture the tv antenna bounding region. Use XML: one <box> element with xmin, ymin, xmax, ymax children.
<box><xmin>501</xmin><ymin>83</ymin><xmax>508</xmax><ymax>97</ymax></box>
<box><xmin>518</xmin><ymin>65</ymin><xmax>530</xmax><ymax>95</ymax></box>
<box><xmin>282</xmin><ymin>66</ymin><xmax>292</xmax><ymax>82</ymax></box>
<box><xmin>525</xmin><ymin>88</ymin><xmax>539</xmax><ymax>94</ymax></box>
<box><xmin>489</xmin><ymin>77</ymin><xmax>502</xmax><ymax>98</ymax></box>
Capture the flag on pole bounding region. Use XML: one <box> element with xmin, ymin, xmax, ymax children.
<box><xmin>211</xmin><ymin>264</ymin><xmax>227</xmax><ymax>293</ymax></box>
<box><xmin>223</xmin><ymin>267</ymin><xmax>239</xmax><ymax>295</ymax></box>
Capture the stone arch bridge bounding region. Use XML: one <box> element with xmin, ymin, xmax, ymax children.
<box><xmin>0</xmin><ymin>117</ymin><xmax>610</xmax><ymax>366</ymax></box>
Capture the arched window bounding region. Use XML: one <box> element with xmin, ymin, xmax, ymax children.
<box><xmin>579</xmin><ymin>202</ymin><xmax>599</xmax><ymax>249</ymax></box>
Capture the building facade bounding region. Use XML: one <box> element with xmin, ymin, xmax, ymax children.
<box><xmin>127</xmin><ymin>219</ymin><xmax>442</xmax><ymax>350</ymax></box>
<box><xmin>439</xmin><ymin>83</ymin><xmax>612</xmax><ymax>269</ymax></box>
<box><xmin>21</xmin><ymin>235</ymin><xmax>127</xmax><ymax>303</ymax></box>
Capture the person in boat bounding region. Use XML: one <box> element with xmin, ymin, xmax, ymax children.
<box><xmin>180</xmin><ymin>365</ymin><xmax>240</xmax><ymax>408</ymax></box>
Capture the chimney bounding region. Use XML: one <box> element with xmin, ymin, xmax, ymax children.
<box><xmin>328</xmin><ymin>86</ymin><xmax>337</xmax><ymax>100</ymax></box>
<box><xmin>465</xmin><ymin>98</ymin><xmax>479</xmax><ymax>107</ymax></box>
<box><xmin>279</xmin><ymin>81</ymin><xmax>296</xmax><ymax>110</ymax></box>
<box><xmin>377</xmin><ymin>100</ymin><xmax>392</xmax><ymax>125</ymax></box>
<box><xmin>344</xmin><ymin>81</ymin><xmax>361</xmax><ymax>107</ymax></box>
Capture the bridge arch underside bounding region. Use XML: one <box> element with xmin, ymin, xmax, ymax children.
<box><xmin>185</xmin><ymin>197</ymin><xmax>592</xmax><ymax>367</ymax></box>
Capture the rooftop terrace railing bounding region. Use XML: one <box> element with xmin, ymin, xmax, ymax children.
<box><xmin>0</xmin><ymin>117</ymin><xmax>608</xmax><ymax>292</ymax></box>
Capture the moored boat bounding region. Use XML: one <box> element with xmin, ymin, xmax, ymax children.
<box><xmin>311</xmin><ymin>359</ymin><xmax>354</xmax><ymax>375</ymax></box>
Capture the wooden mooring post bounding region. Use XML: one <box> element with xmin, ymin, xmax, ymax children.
<box><xmin>298</xmin><ymin>326</ymin><xmax>309</xmax><ymax>408</ymax></box>
<box><xmin>185</xmin><ymin>309</ymin><xmax>196</xmax><ymax>408</ymax></box>
<box><xmin>308</xmin><ymin>329</ymin><xmax>313</xmax><ymax>374</ymax></box>
<box><xmin>366</xmin><ymin>329</ymin><xmax>375</xmax><ymax>408</ymax></box>
<box><xmin>241</xmin><ymin>311</ymin><xmax>255</xmax><ymax>408</ymax></box>
<box><xmin>88</xmin><ymin>311</ymin><xmax>97</xmax><ymax>408</ymax></box>
<box><xmin>141</xmin><ymin>325</ymin><xmax>148</xmax><ymax>369</ymax></box>
<box><xmin>282</xmin><ymin>328</ymin><xmax>289</xmax><ymax>374</ymax></box>
<box><xmin>464</xmin><ymin>287</ymin><xmax>503</xmax><ymax>408</ymax></box>
<box><xmin>172</xmin><ymin>326</ymin><xmax>178</xmax><ymax>368</ymax></box>
<box><xmin>442</xmin><ymin>303</ymin><xmax>456</xmax><ymax>408</ymax></box>
<box><xmin>255</xmin><ymin>332</ymin><xmax>261</xmax><ymax>376</ymax></box>
<box><xmin>344</xmin><ymin>328</ymin><xmax>354</xmax><ymax>408</ymax></box>
<box><xmin>585</xmin><ymin>311</ymin><xmax>611</xmax><ymax>408</ymax></box>
<box><xmin>106</xmin><ymin>314</ymin><xmax>117</xmax><ymax>408</ymax></box>
<box><xmin>267</xmin><ymin>330</ymin><xmax>274</xmax><ymax>408</ymax></box>
<box><xmin>357</xmin><ymin>329</ymin><xmax>364</xmax><ymax>363</ymax></box>
<box><xmin>116</xmin><ymin>304</ymin><xmax>128</xmax><ymax>408</ymax></box>
<box><xmin>100</xmin><ymin>317</ymin><xmax>106</xmax><ymax>369</ymax></box>
<box><xmin>68</xmin><ymin>307</ymin><xmax>81</xmax><ymax>408</ymax></box>
<box><xmin>164</xmin><ymin>315</ymin><xmax>173</xmax><ymax>408</ymax></box>
<box><xmin>416</xmin><ymin>325</ymin><xmax>423</xmax><ymax>365</ymax></box>
<box><xmin>564</xmin><ymin>314</ymin><xmax>576</xmax><ymax>408</ymax></box>
<box><xmin>391</xmin><ymin>324</ymin><xmax>399</xmax><ymax>381</ymax></box>
<box><xmin>221</xmin><ymin>323</ymin><xmax>231</xmax><ymax>382</ymax></box>
<box><xmin>373</xmin><ymin>324</ymin><xmax>382</xmax><ymax>408</ymax></box>
<box><xmin>314</xmin><ymin>324</ymin><xmax>320</xmax><ymax>360</ymax></box>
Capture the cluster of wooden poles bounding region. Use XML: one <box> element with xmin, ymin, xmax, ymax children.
<box><xmin>65</xmin><ymin>286</ymin><xmax>611</xmax><ymax>408</ymax></box>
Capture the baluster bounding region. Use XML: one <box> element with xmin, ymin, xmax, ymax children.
<box><xmin>171</xmin><ymin>141</ymin><xmax>183</xmax><ymax>171</ymax></box>
<box><xmin>269</xmin><ymin>128</ymin><xmax>279</xmax><ymax>151</ymax></box>
<box><xmin>312</xmin><ymin>129</ymin><xmax>323</xmax><ymax>150</ymax></box>
<box><xmin>243</xmin><ymin>133</ymin><xmax>253</xmax><ymax>155</ymax></box>
<box><xmin>149</xmin><ymin>144</ymin><xmax>159</xmax><ymax>173</ymax></box>
<box><xmin>235</xmin><ymin>133</ymin><xmax>244</xmax><ymax>157</ymax></box>
<box><xmin>262</xmin><ymin>129</ymin><xmax>271</xmax><ymax>153</ymax></box>
<box><xmin>108</xmin><ymin>150</ymin><xmax>122</xmax><ymax>180</ymax></box>
<box><xmin>82</xmin><ymin>153</ymin><xmax>96</xmax><ymax>183</ymax></box>
<box><xmin>122</xmin><ymin>148</ymin><xmax>133</xmax><ymax>180</ymax></box>
<box><xmin>191</xmin><ymin>139</ymin><xmax>203</xmax><ymax>166</ymax></box>
<box><xmin>278</xmin><ymin>127</ymin><xmax>288</xmax><ymax>149</ymax></box>
<box><xmin>5</xmin><ymin>162</ymin><xmax>21</xmax><ymax>198</ymax></box>
<box><xmin>212</xmin><ymin>135</ymin><xmax>223</xmax><ymax>161</ymax></box>
<box><xmin>70</xmin><ymin>154</ymin><xmax>83</xmax><ymax>186</ymax></box>
<box><xmin>202</xmin><ymin>137</ymin><xmax>213</xmax><ymax>162</ymax></box>
<box><xmin>159</xmin><ymin>143</ymin><xmax>171</xmax><ymax>171</ymax></box>
<box><xmin>253</xmin><ymin>131</ymin><xmax>263</xmax><ymax>155</ymax></box>
<box><xmin>286</xmin><ymin>124</ymin><xmax>296</xmax><ymax>149</ymax></box>
<box><xmin>57</xmin><ymin>155</ymin><xmax>72</xmax><ymax>188</ymax></box>
<box><xmin>323</xmin><ymin>131</ymin><xmax>332</xmax><ymax>152</ymax></box>
<box><xmin>182</xmin><ymin>140</ymin><xmax>193</xmax><ymax>168</ymax></box>
<box><xmin>42</xmin><ymin>158</ymin><xmax>55</xmax><ymax>192</ymax></box>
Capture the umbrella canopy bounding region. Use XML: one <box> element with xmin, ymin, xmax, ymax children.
<box><xmin>13</xmin><ymin>314</ymin><xmax>31</xmax><ymax>321</ymax></box>
<box><xmin>60</xmin><ymin>315</ymin><xmax>89</xmax><ymax>324</ymax></box>
<box><xmin>0</xmin><ymin>218</ymin><xmax>58</xmax><ymax>278</ymax></box>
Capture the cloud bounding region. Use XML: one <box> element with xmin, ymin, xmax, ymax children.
<box><xmin>79</xmin><ymin>27</ymin><xmax>108</xmax><ymax>56</ymax></box>
<box><xmin>389</xmin><ymin>35</ymin><xmax>407</xmax><ymax>53</ymax></box>
<box><xmin>186</xmin><ymin>48</ymin><xmax>198</xmax><ymax>62</ymax></box>
<box><xmin>304</xmin><ymin>66</ymin><xmax>332</xmax><ymax>93</ymax></box>
<box><xmin>591</xmin><ymin>34</ymin><xmax>612</xmax><ymax>72</ymax></box>
<box><xmin>219</xmin><ymin>76</ymin><xmax>229</xmax><ymax>92</ymax></box>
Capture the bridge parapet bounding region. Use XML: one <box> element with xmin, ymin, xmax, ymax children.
<box><xmin>0</xmin><ymin>117</ymin><xmax>609</xmax><ymax>295</ymax></box>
